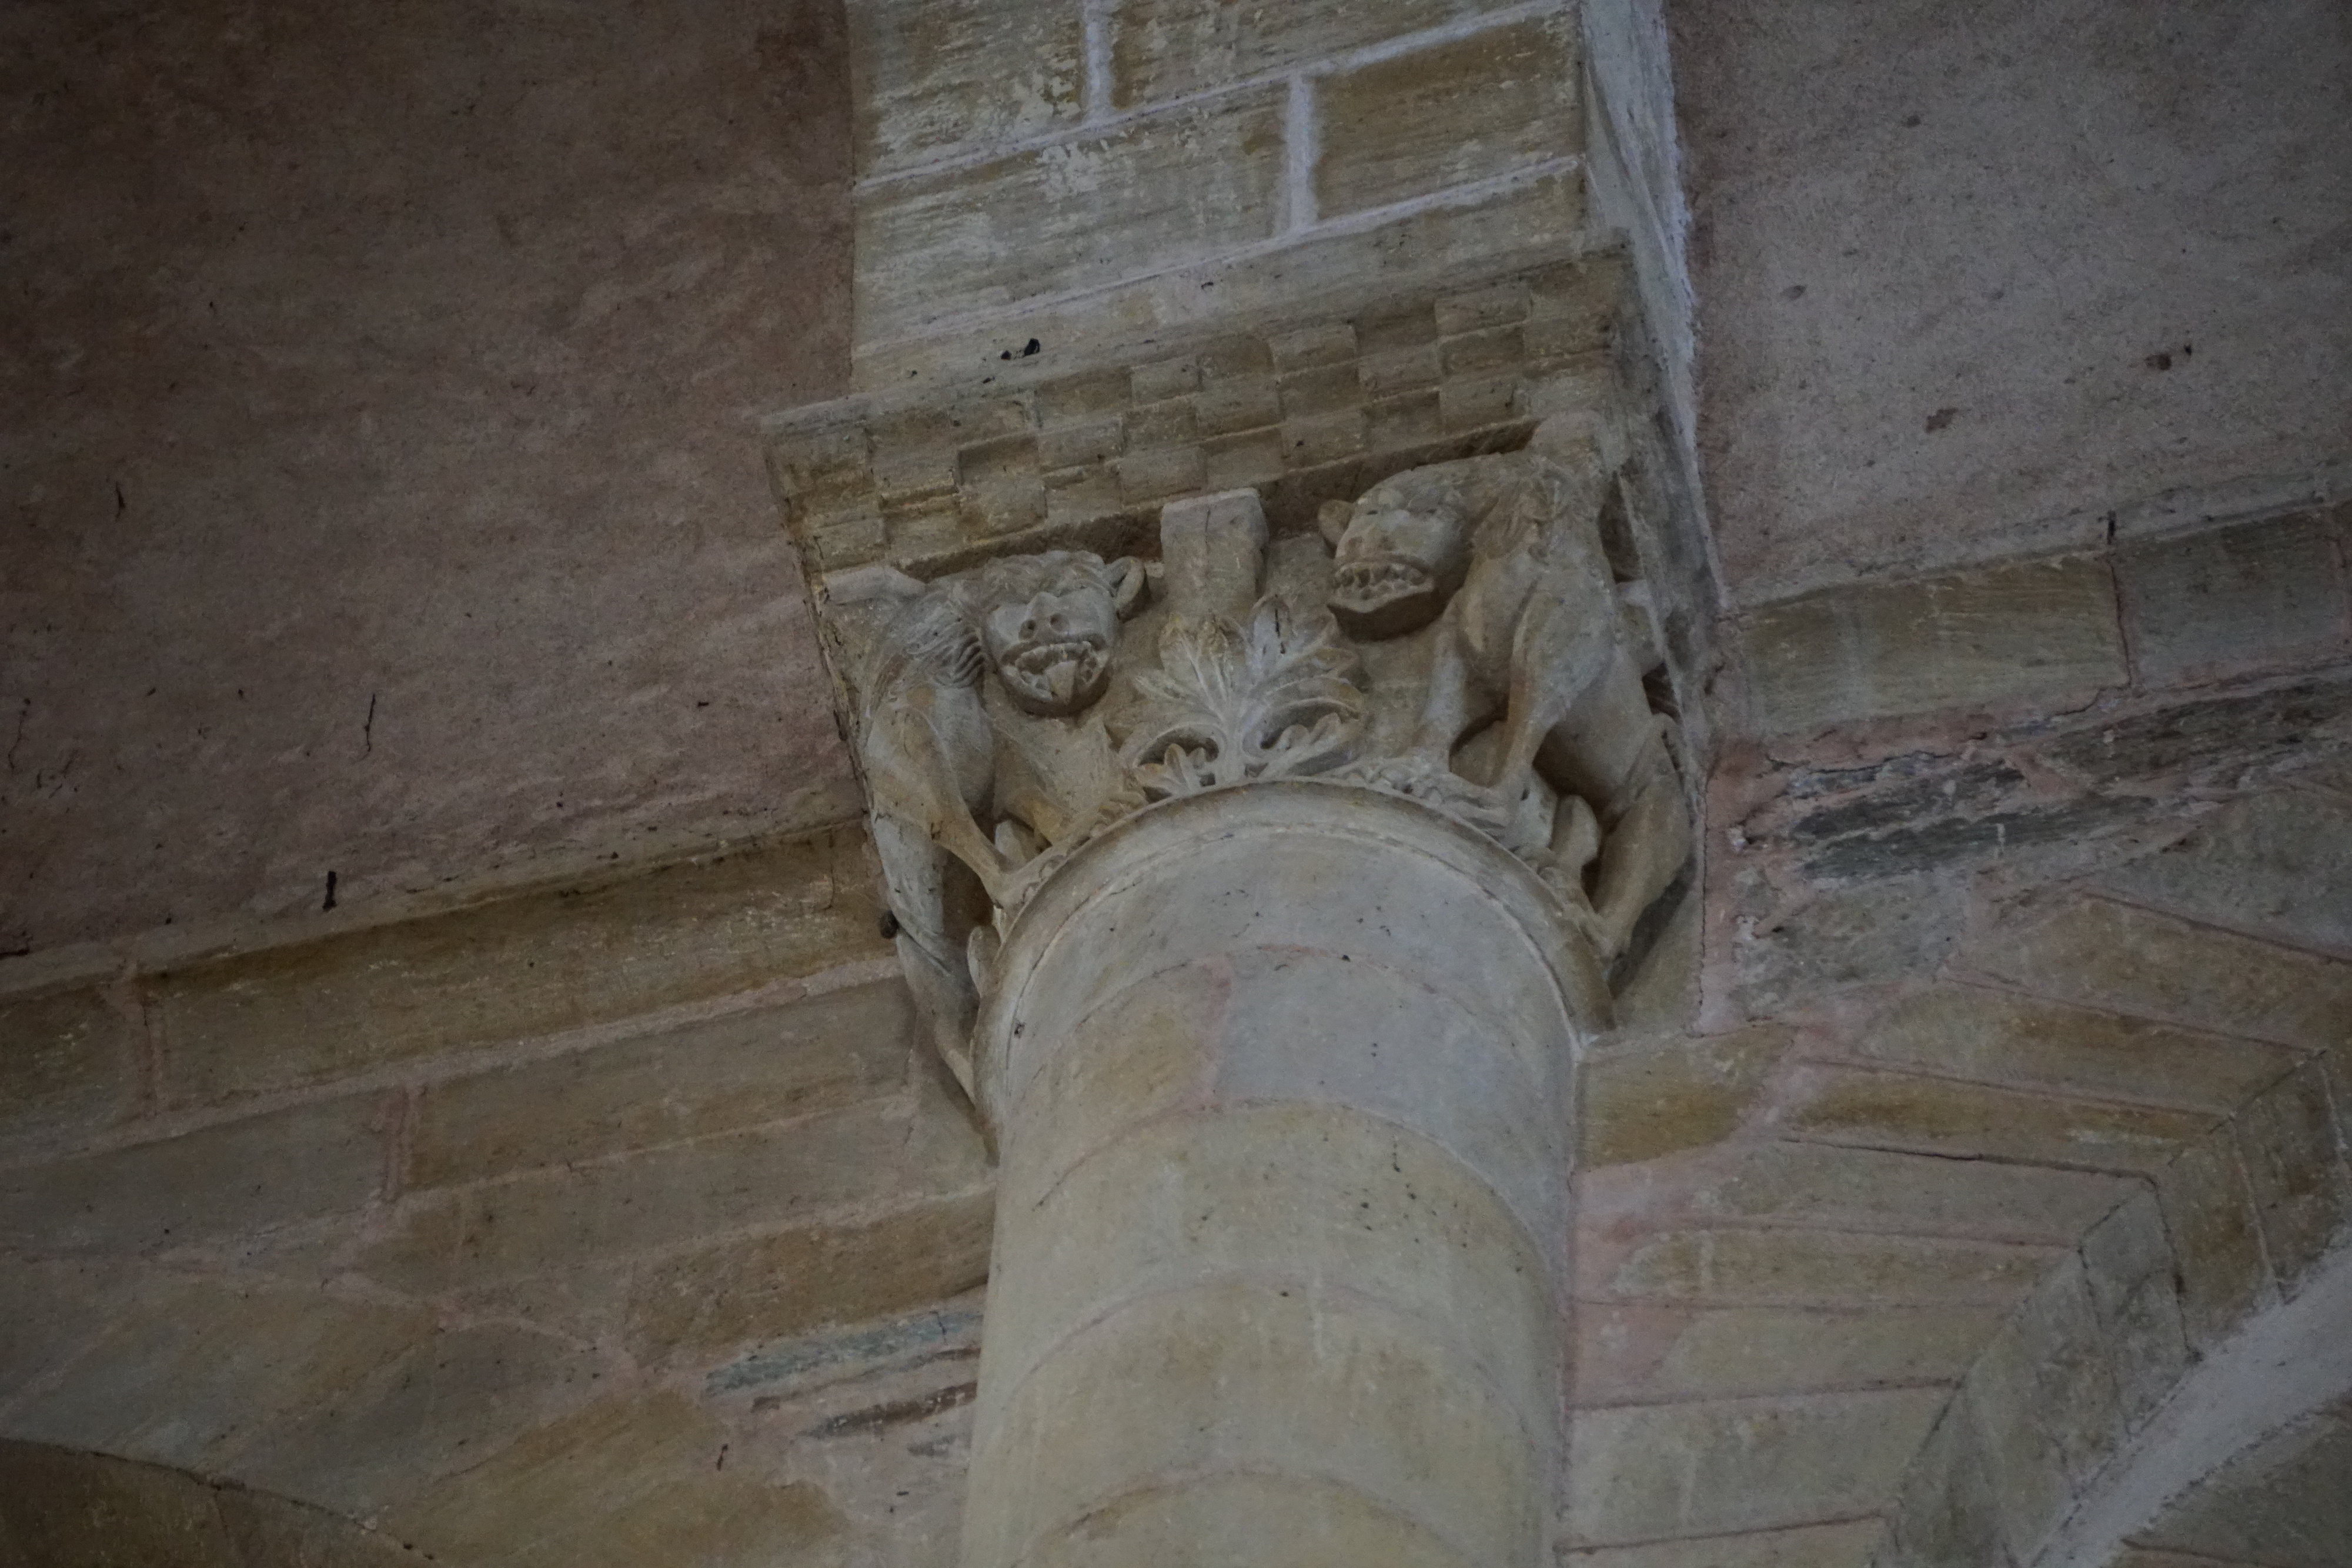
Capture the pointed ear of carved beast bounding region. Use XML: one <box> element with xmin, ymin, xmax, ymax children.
<box><xmin>1108</xmin><ymin>556</ymin><xmax>1149</xmax><ymax>618</ymax></box>
<box><xmin>1317</xmin><ymin>499</ymin><xmax>1354</xmax><ymax>550</ymax></box>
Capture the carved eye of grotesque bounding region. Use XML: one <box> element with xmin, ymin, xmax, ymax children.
<box><xmin>1326</xmin><ymin>492</ymin><xmax>1471</xmax><ymax>641</ymax></box>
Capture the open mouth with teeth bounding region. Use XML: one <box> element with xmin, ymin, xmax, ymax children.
<box><xmin>1331</xmin><ymin>558</ymin><xmax>1435</xmax><ymax>609</ymax></box>
<box><xmin>1001</xmin><ymin>638</ymin><xmax>1109</xmax><ymax>710</ymax></box>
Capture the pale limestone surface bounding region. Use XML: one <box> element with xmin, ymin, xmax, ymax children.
<box><xmin>965</xmin><ymin>787</ymin><xmax>1602</xmax><ymax>1567</ymax></box>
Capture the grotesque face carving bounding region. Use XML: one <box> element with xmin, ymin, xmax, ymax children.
<box><xmin>1326</xmin><ymin>480</ymin><xmax>1473</xmax><ymax>640</ymax></box>
<box><xmin>976</xmin><ymin>551</ymin><xmax>1145</xmax><ymax>717</ymax></box>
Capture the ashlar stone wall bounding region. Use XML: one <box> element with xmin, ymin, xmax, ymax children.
<box><xmin>847</xmin><ymin>0</ymin><xmax>1593</xmax><ymax>388</ymax></box>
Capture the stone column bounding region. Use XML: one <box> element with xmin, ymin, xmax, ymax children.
<box><xmin>960</xmin><ymin>783</ymin><xmax>1609</xmax><ymax>1568</ymax></box>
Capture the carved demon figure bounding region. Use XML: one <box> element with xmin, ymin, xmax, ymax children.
<box><xmin>857</xmin><ymin>550</ymin><xmax>1145</xmax><ymax>1091</ymax></box>
<box><xmin>1325</xmin><ymin>417</ymin><xmax>1692</xmax><ymax>961</ymax></box>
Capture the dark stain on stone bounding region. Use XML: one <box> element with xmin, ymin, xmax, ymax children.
<box><xmin>1925</xmin><ymin>406</ymin><xmax>1959</xmax><ymax>432</ymax></box>
<box><xmin>1800</xmin><ymin>795</ymin><xmax>2139</xmax><ymax>882</ymax></box>
<box><xmin>1788</xmin><ymin>760</ymin><xmax>2024</xmax><ymax>842</ymax></box>
<box><xmin>805</xmin><ymin>1380</ymin><xmax>976</xmax><ymax>1439</ymax></box>
<box><xmin>2042</xmin><ymin>677</ymin><xmax>2351</xmax><ymax>783</ymax></box>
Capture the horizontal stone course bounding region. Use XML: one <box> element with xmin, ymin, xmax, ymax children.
<box><xmin>1742</xmin><ymin>555</ymin><xmax>2126</xmax><ymax>734</ymax></box>
<box><xmin>2117</xmin><ymin>510</ymin><xmax>2349</xmax><ymax>688</ymax></box>
<box><xmin>360</xmin><ymin>1093</ymin><xmax>987</xmax><ymax>1293</ymax></box>
<box><xmin>855</xmin><ymin>88</ymin><xmax>1287</xmax><ymax>345</ymax></box>
<box><xmin>1559</xmin><ymin>1519</ymin><xmax>1885</xmax><ymax>1566</ymax></box>
<box><xmin>848</xmin><ymin>0</ymin><xmax>1084</xmax><ymax>178</ymax></box>
<box><xmin>1964</xmin><ymin>895</ymin><xmax>2352</xmax><ymax>1052</ymax></box>
<box><xmin>0</xmin><ymin>1094</ymin><xmax>389</xmax><ymax>1255</ymax></box>
<box><xmin>1605</xmin><ymin>1227</ymin><xmax>2053</xmax><ymax>1307</ymax></box>
<box><xmin>1772</xmin><ymin>1063</ymin><xmax>2214</xmax><ymax>1174</ymax></box>
<box><xmin>406</xmin><ymin>981</ymin><xmax>913</xmax><ymax>1189</ymax></box>
<box><xmin>1107</xmin><ymin>0</ymin><xmax>1531</xmax><ymax>107</ymax></box>
<box><xmin>1315</xmin><ymin>16</ymin><xmax>1579</xmax><ymax>217</ymax></box>
<box><xmin>0</xmin><ymin>984</ymin><xmax>141</xmax><ymax>1147</ymax></box>
<box><xmin>151</xmin><ymin>832</ymin><xmax>886</xmax><ymax>1106</ymax></box>
<box><xmin>786</xmin><ymin>249</ymin><xmax>1625</xmax><ymax>575</ymax></box>
<box><xmin>1562</xmin><ymin>1388</ymin><xmax>1944</xmax><ymax>1545</ymax></box>
<box><xmin>1857</xmin><ymin>985</ymin><xmax>2302</xmax><ymax>1114</ymax></box>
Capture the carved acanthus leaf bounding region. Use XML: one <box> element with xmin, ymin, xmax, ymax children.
<box><xmin>1120</xmin><ymin>597</ymin><xmax>1364</xmax><ymax>801</ymax></box>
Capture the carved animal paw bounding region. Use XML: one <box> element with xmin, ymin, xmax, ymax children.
<box><xmin>1344</xmin><ymin>753</ymin><xmax>1518</xmax><ymax>842</ymax></box>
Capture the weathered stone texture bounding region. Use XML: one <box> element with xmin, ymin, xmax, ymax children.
<box><xmin>1608</xmin><ymin>1228</ymin><xmax>2052</xmax><ymax>1307</ymax></box>
<box><xmin>2117</xmin><ymin>512</ymin><xmax>2349</xmax><ymax>687</ymax></box>
<box><xmin>1561</xmin><ymin>1519</ymin><xmax>1886</xmax><ymax>1567</ymax></box>
<box><xmin>1859</xmin><ymin>985</ymin><xmax>2301</xmax><ymax>1113</ymax></box>
<box><xmin>1966</xmin><ymin>896</ymin><xmax>2352</xmax><ymax>1052</ymax></box>
<box><xmin>2077</xmin><ymin>1191</ymin><xmax>2190</xmax><ymax>1432</ymax></box>
<box><xmin>0</xmin><ymin>1094</ymin><xmax>389</xmax><ymax>1255</ymax></box>
<box><xmin>856</xmin><ymin>88</ymin><xmax>1287</xmax><ymax>343</ymax></box>
<box><xmin>2232</xmin><ymin>1062</ymin><xmax>2352</xmax><ymax>1295</ymax></box>
<box><xmin>1877</xmin><ymin>1401</ymin><xmax>2010</xmax><ymax>1568</ymax></box>
<box><xmin>1579</xmin><ymin>1025</ymin><xmax>1788</xmax><ymax>1166</ymax></box>
<box><xmin>362</xmin><ymin>1094</ymin><xmax>987</xmax><ymax>1293</ymax></box>
<box><xmin>1562</xmin><ymin>1389</ymin><xmax>1944</xmax><ymax>1544</ymax></box>
<box><xmin>850</xmin><ymin>0</ymin><xmax>1084</xmax><ymax>176</ymax></box>
<box><xmin>2097</xmin><ymin>787</ymin><xmax>2352</xmax><ymax>955</ymax></box>
<box><xmin>6</xmin><ymin>1281</ymin><xmax>430</xmax><ymax>1470</ymax></box>
<box><xmin>1107</xmin><ymin>0</ymin><xmax>1528</xmax><ymax>106</ymax></box>
<box><xmin>382</xmin><ymin>1392</ymin><xmax>846</xmax><ymax>1568</ymax></box>
<box><xmin>1742</xmin><ymin>556</ymin><xmax>2126</xmax><ymax>734</ymax></box>
<box><xmin>0</xmin><ymin>1443</ymin><xmax>244</xmax><ymax>1568</ymax></box>
<box><xmin>1579</xmin><ymin>1303</ymin><xmax>1998</xmax><ymax>1400</ymax></box>
<box><xmin>2154</xmin><ymin>1127</ymin><xmax>2276</xmax><ymax>1350</ymax></box>
<box><xmin>1688</xmin><ymin>1142</ymin><xmax>2134</xmax><ymax>1242</ymax></box>
<box><xmin>407</xmin><ymin>981</ymin><xmax>912</xmax><ymax>1188</ymax></box>
<box><xmin>1315</xmin><ymin>16</ymin><xmax>1579</xmax><ymax>216</ymax></box>
<box><xmin>1962</xmin><ymin>1258</ymin><xmax>2121</xmax><ymax>1553</ymax></box>
<box><xmin>0</xmin><ymin>984</ymin><xmax>141</xmax><ymax>1145</ymax></box>
<box><xmin>626</xmin><ymin>1188</ymin><xmax>994</xmax><ymax>1361</ymax></box>
<box><xmin>150</xmin><ymin>834</ymin><xmax>884</xmax><ymax>1105</ymax></box>
<box><xmin>1774</xmin><ymin>1065</ymin><xmax>2212</xmax><ymax>1174</ymax></box>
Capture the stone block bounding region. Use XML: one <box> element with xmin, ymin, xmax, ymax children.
<box><xmin>1282</xmin><ymin>408</ymin><xmax>1368</xmax><ymax>464</ymax></box>
<box><xmin>362</xmin><ymin>1094</ymin><xmax>987</xmax><ymax>1292</ymax></box>
<box><xmin>1608</xmin><ymin>1228</ymin><xmax>2052</xmax><ymax>1307</ymax></box>
<box><xmin>2041</xmin><ymin>673</ymin><xmax>2352</xmax><ymax>787</ymax></box>
<box><xmin>2154</xmin><ymin>1126</ymin><xmax>2274</xmax><ymax>1350</ymax></box>
<box><xmin>7</xmin><ymin>1278</ymin><xmax>429</xmax><ymax>1471</ymax></box>
<box><xmin>1965</xmin><ymin>895</ymin><xmax>2352</xmax><ymax>1052</ymax></box>
<box><xmin>1776</xmin><ymin>1065</ymin><xmax>2212</xmax><ymax>1174</ymax></box>
<box><xmin>1560</xmin><ymin>1520</ymin><xmax>1885</xmax><ymax>1567</ymax></box>
<box><xmin>1107</xmin><ymin>0</ymin><xmax>1526</xmax><ymax>106</ymax></box>
<box><xmin>1690</xmin><ymin>1141</ymin><xmax>2135</xmax><ymax>1242</ymax></box>
<box><xmin>0</xmin><ymin>1093</ymin><xmax>389</xmax><ymax>1254</ymax></box>
<box><xmin>0</xmin><ymin>984</ymin><xmax>141</xmax><ymax>1146</ymax></box>
<box><xmin>2078</xmin><ymin>1190</ymin><xmax>2190</xmax><ymax>1432</ymax></box>
<box><xmin>1579</xmin><ymin>1303</ymin><xmax>1998</xmax><ymax>1400</ymax></box>
<box><xmin>855</xmin><ymin>89</ymin><xmax>1285</xmax><ymax>343</ymax></box>
<box><xmin>967</xmin><ymin>1281</ymin><xmax>1540</xmax><ymax>1568</ymax></box>
<box><xmin>625</xmin><ymin>1188</ymin><xmax>994</xmax><ymax>1361</ymax></box>
<box><xmin>230</xmin><ymin>1324</ymin><xmax>610</xmax><ymax>1518</ymax></box>
<box><xmin>1963</xmin><ymin>1258</ymin><xmax>2122</xmax><ymax>1557</ymax></box>
<box><xmin>0</xmin><ymin>1443</ymin><xmax>239</xmax><ymax>1568</ymax></box>
<box><xmin>1579</xmin><ymin>1025</ymin><xmax>1789</xmax><ymax>1167</ymax></box>
<box><xmin>153</xmin><ymin>831</ymin><xmax>885</xmax><ymax>1105</ymax></box>
<box><xmin>1877</xmin><ymin>1400</ymin><xmax>2008</xmax><ymax>1568</ymax></box>
<box><xmin>0</xmin><ymin>1256</ymin><xmax>131</xmax><ymax>1395</ymax></box>
<box><xmin>1435</xmin><ymin>280</ymin><xmax>1532</xmax><ymax>335</ymax></box>
<box><xmin>408</xmin><ymin>981</ymin><xmax>913</xmax><ymax>1188</ymax></box>
<box><xmin>2096</xmin><ymin>787</ymin><xmax>2352</xmax><ymax>955</ymax></box>
<box><xmin>1732</xmin><ymin>873</ymin><xmax>1963</xmax><ymax>1018</ymax></box>
<box><xmin>1743</xmin><ymin>556</ymin><xmax>2127</xmax><ymax>734</ymax></box>
<box><xmin>1860</xmin><ymin>985</ymin><xmax>2301</xmax><ymax>1114</ymax></box>
<box><xmin>384</xmin><ymin>1392</ymin><xmax>847</xmax><ymax>1568</ymax></box>
<box><xmin>1316</xmin><ymin>17</ymin><xmax>1579</xmax><ymax>216</ymax></box>
<box><xmin>1361</xmin><ymin>343</ymin><xmax>1442</xmax><ymax>395</ymax></box>
<box><xmin>2117</xmin><ymin>513</ymin><xmax>2348</xmax><ymax>688</ymax></box>
<box><xmin>850</xmin><ymin>170</ymin><xmax>1588</xmax><ymax>390</ymax></box>
<box><xmin>2233</xmin><ymin>1061</ymin><xmax>2352</xmax><ymax>1295</ymax></box>
<box><xmin>1020</xmin><ymin>1473</ymin><xmax>1473</xmax><ymax>1568</ymax></box>
<box><xmin>212</xmin><ymin>1489</ymin><xmax>430</xmax><ymax>1568</ymax></box>
<box><xmin>849</xmin><ymin>0</ymin><xmax>1084</xmax><ymax>177</ymax></box>
<box><xmin>1562</xmin><ymin>1389</ymin><xmax>1943</xmax><ymax>1544</ymax></box>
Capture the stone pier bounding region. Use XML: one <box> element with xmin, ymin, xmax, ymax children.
<box><xmin>960</xmin><ymin>784</ymin><xmax>1609</xmax><ymax>1567</ymax></box>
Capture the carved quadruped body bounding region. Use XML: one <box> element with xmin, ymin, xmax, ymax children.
<box><xmin>846</xmin><ymin>416</ymin><xmax>1692</xmax><ymax>1104</ymax></box>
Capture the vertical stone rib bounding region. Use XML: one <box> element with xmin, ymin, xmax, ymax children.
<box><xmin>964</xmin><ymin>784</ymin><xmax>1606</xmax><ymax>1567</ymax></box>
